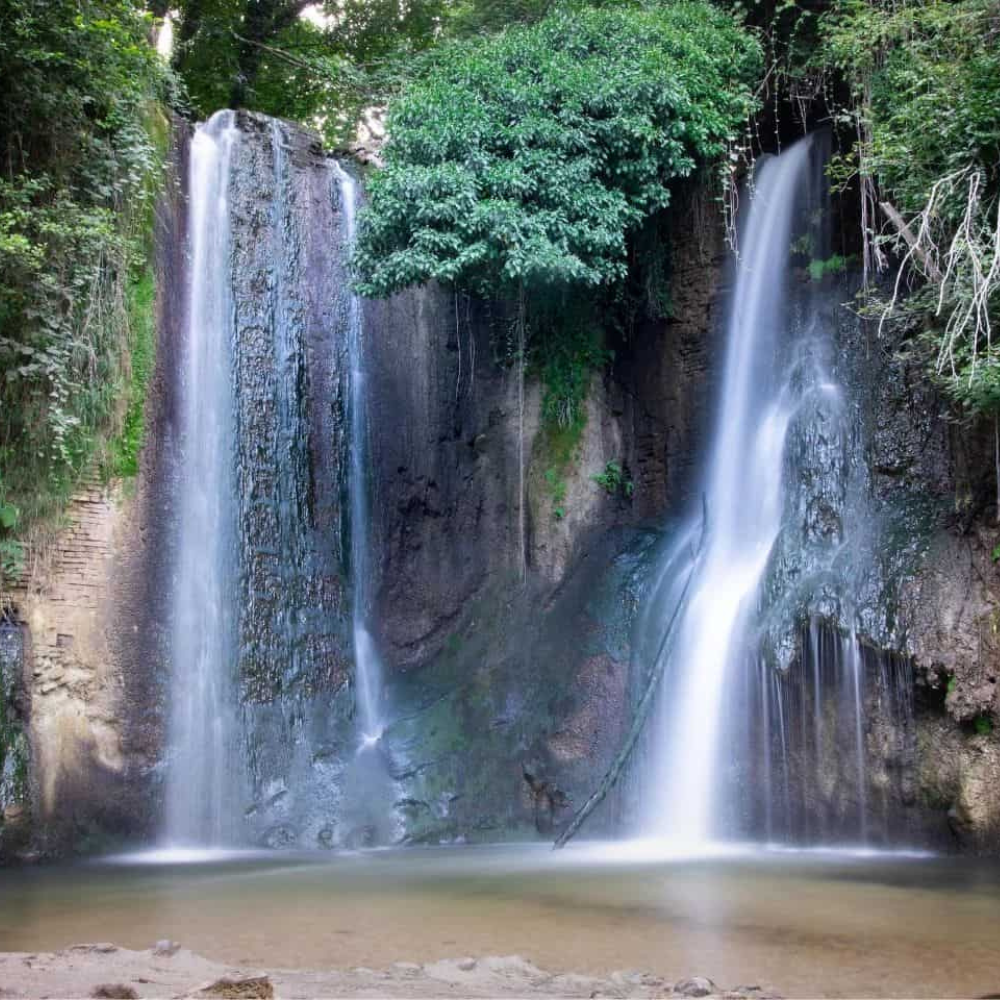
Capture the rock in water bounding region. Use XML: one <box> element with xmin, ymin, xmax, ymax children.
<box><xmin>675</xmin><ymin>976</ymin><xmax>717</xmax><ymax>997</ymax></box>
<box><xmin>90</xmin><ymin>986</ymin><xmax>138</xmax><ymax>999</ymax></box>
<box><xmin>197</xmin><ymin>976</ymin><xmax>274</xmax><ymax>999</ymax></box>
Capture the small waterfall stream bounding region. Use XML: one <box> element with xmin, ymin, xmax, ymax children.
<box><xmin>163</xmin><ymin>114</ymin><xmax>393</xmax><ymax>849</ymax></box>
<box><xmin>333</xmin><ymin>163</ymin><xmax>385</xmax><ymax>748</ymax></box>
<box><xmin>165</xmin><ymin>111</ymin><xmax>240</xmax><ymax>846</ymax></box>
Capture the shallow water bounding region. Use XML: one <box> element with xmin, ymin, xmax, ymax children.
<box><xmin>2</xmin><ymin>843</ymin><xmax>999</xmax><ymax>998</ymax></box>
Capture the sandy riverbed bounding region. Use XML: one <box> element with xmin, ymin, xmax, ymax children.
<box><xmin>0</xmin><ymin>944</ymin><xmax>779</xmax><ymax>999</ymax></box>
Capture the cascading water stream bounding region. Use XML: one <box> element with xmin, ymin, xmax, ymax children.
<box><xmin>333</xmin><ymin>163</ymin><xmax>385</xmax><ymax>750</ymax></box>
<box><xmin>641</xmin><ymin>139</ymin><xmax>816</xmax><ymax>847</ymax></box>
<box><xmin>637</xmin><ymin>134</ymin><xmax>916</xmax><ymax>848</ymax></box>
<box><xmin>164</xmin><ymin>111</ymin><xmax>240</xmax><ymax>846</ymax></box>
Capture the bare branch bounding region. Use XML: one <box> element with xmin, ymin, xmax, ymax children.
<box><xmin>880</xmin><ymin>200</ymin><xmax>943</xmax><ymax>283</ymax></box>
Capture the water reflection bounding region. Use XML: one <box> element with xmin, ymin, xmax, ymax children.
<box><xmin>2</xmin><ymin>844</ymin><xmax>999</xmax><ymax>997</ymax></box>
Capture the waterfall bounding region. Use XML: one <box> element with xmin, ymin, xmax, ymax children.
<box><xmin>165</xmin><ymin>111</ymin><xmax>240</xmax><ymax>846</ymax></box>
<box><xmin>638</xmin><ymin>135</ymin><xmax>908</xmax><ymax>848</ymax></box>
<box><xmin>641</xmin><ymin>139</ymin><xmax>815</xmax><ymax>846</ymax></box>
<box><xmin>333</xmin><ymin>163</ymin><xmax>384</xmax><ymax>749</ymax></box>
<box><xmin>160</xmin><ymin>112</ymin><xmax>392</xmax><ymax>850</ymax></box>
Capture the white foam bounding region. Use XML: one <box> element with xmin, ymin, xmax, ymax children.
<box><xmin>97</xmin><ymin>847</ymin><xmax>275</xmax><ymax>866</ymax></box>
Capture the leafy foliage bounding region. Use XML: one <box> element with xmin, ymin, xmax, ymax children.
<box><xmin>807</xmin><ymin>253</ymin><xmax>850</xmax><ymax>281</ymax></box>
<box><xmin>172</xmin><ymin>0</ymin><xmax>447</xmax><ymax>145</ymax></box>
<box><xmin>592</xmin><ymin>460</ymin><xmax>633</xmax><ymax>497</ymax></box>
<box><xmin>352</xmin><ymin>2</ymin><xmax>761</xmax><ymax>300</ymax></box>
<box><xmin>0</xmin><ymin>0</ymin><xmax>170</xmax><ymax>582</ymax></box>
<box><xmin>817</xmin><ymin>0</ymin><xmax>1000</xmax><ymax>417</ymax></box>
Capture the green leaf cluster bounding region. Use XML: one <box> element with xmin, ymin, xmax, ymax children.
<box><xmin>0</xmin><ymin>0</ymin><xmax>171</xmax><ymax>568</ymax></box>
<box><xmin>352</xmin><ymin>2</ymin><xmax>761</xmax><ymax>301</ymax></box>
<box><xmin>816</xmin><ymin>0</ymin><xmax>1000</xmax><ymax>418</ymax></box>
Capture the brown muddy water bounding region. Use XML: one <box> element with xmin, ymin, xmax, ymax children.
<box><xmin>1</xmin><ymin>842</ymin><xmax>998</xmax><ymax>998</ymax></box>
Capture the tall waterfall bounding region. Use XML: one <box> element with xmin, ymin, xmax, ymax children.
<box><xmin>650</xmin><ymin>140</ymin><xmax>814</xmax><ymax>846</ymax></box>
<box><xmin>165</xmin><ymin>111</ymin><xmax>240</xmax><ymax>846</ymax></box>
<box><xmin>638</xmin><ymin>135</ymin><xmax>908</xmax><ymax>847</ymax></box>
<box><xmin>333</xmin><ymin>164</ymin><xmax>385</xmax><ymax>748</ymax></box>
<box><xmin>160</xmin><ymin>112</ymin><xmax>393</xmax><ymax>849</ymax></box>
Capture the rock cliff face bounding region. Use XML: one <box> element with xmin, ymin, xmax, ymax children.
<box><xmin>0</xmin><ymin>124</ymin><xmax>186</xmax><ymax>859</ymax></box>
<box><xmin>3</xmin><ymin>113</ymin><xmax>999</xmax><ymax>860</ymax></box>
<box><xmin>782</xmin><ymin>271</ymin><xmax>1000</xmax><ymax>851</ymax></box>
<box><xmin>364</xmin><ymin>191</ymin><xmax>725</xmax><ymax>840</ymax></box>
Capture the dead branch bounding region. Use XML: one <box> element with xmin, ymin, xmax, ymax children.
<box><xmin>880</xmin><ymin>200</ymin><xmax>943</xmax><ymax>283</ymax></box>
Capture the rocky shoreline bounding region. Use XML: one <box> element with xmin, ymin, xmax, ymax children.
<box><xmin>0</xmin><ymin>944</ymin><xmax>780</xmax><ymax>999</ymax></box>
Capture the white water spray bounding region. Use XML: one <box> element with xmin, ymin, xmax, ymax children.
<box><xmin>165</xmin><ymin>111</ymin><xmax>239</xmax><ymax>846</ymax></box>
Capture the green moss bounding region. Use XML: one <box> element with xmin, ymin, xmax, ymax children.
<box><xmin>545</xmin><ymin>411</ymin><xmax>586</xmax><ymax>469</ymax></box>
<box><xmin>538</xmin><ymin>411</ymin><xmax>586</xmax><ymax>520</ymax></box>
<box><xmin>104</xmin><ymin>265</ymin><xmax>156</xmax><ymax>480</ymax></box>
<box><xmin>807</xmin><ymin>254</ymin><xmax>851</xmax><ymax>281</ymax></box>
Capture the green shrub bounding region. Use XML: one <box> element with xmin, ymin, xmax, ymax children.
<box><xmin>0</xmin><ymin>1</ymin><xmax>170</xmax><ymax>571</ymax></box>
<box><xmin>593</xmin><ymin>462</ymin><xmax>623</xmax><ymax>494</ymax></box>
<box><xmin>592</xmin><ymin>460</ymin><xmax>634</xmax><ymax>498</ymax></box>
<box><xmin>352</xmin><ymin>3</ymin><xmax>761</xmax><ymax>301</ymax></box>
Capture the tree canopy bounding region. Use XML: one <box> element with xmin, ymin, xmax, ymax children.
<box><xmin>351</xmin><ymin>2</ymin><xmax>761</xmax><ymax>300</ymax></box>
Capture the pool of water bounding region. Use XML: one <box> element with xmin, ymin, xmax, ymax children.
<box><xmin>2</xmin><ymin>842</ymin><xmax>999</xmax><ymax>998</ymax></box>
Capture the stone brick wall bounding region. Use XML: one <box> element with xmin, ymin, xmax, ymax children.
<box><xmin>10</xmin><ymin>480</ymin><xmax>135</xmax><ymax>853</ymax></box>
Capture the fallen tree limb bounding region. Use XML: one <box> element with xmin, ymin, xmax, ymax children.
<box><xmin>553</xmin><ymin>504</ymin><xmax>707</xmax><ymax>849</ymax></box>
<box><xmin>880</xmin><ymin>200</ymin><xmax>943</xmax><ymax>283</ymax></box>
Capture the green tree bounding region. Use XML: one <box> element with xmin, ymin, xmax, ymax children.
<box><xmin>352</xmin><ymin>2</ymin><xmax>761</xmax><ymax>299</ymax></box>
<box><xmin>0</xmin><ymin>0</ymin><xmax>170</xmax><ymax>579</ymax></box>
<box><xmin>171</xmin><ymin>0</ymin><xmax>450</xmax><ymax>139</ymax></box>
<box><xmin>350</xmin><ymin>1</ymin><xmax>759</xmax><ymax>427</ymax></box>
